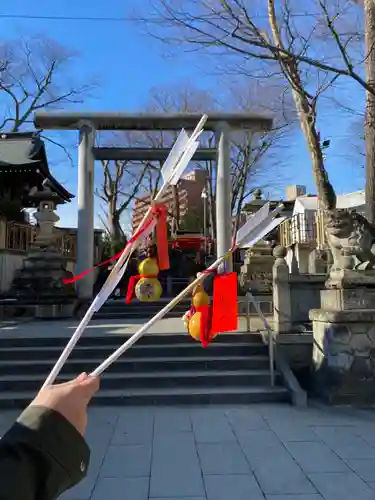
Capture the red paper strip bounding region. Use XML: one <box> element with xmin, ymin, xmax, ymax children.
<box><xmin>211</xmin><ymin>272</ymin><xmax>238</xmax><ymax>334</ymax></box>
<box><xmin>125</xmin><ymin>275</ymin><xmax>141</xmax><ymax>304</ymax></box>
<box><xmin>154</xmin><ymin>203</ymin><xmax>170</xmax><ymax>271</ymax></box>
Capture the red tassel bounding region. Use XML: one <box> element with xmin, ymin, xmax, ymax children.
<box><xmin>62</xmin><ymin>250</ymin><xmax>124</xmax><ymax>284</ymax></box>
<box><xmin>196</xmin><ymin>305</ymin><xmax>213</xmax><ymax>348</ymax></box>
<box><xmin>211</xmin><ymin>272</ymin><xmax>238</xmax><ymax>335</ymax></box>
<box><xmin>125</xmin><ymin>275</ymin><xmax>142</xmax><ymax>304</ymax></box>
<box><xmin>154</xmin><ymin>203</ymin><xmax>170</xmax><ymax>271</ymax></box>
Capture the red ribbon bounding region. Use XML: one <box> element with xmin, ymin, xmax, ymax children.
<box><xmin>155</xmin><ymin>203</ymin><xmax>170</xmax><ymax>271</ymax></box>
<box><xmin>196</xmin><ymin>305</ymin><xmax>213</xmax><ymax>348</ymax></box>
<box><xmin>63</xmin><ymin>204</ymin><xmax>166</xmax><ymax>285</ymax></box>
<box><xmin>125</xmin><ymin>274</ymin><xmax>155</xmax><ymax>304</ymax></box>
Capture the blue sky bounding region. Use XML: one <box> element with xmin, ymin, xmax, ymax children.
<box><xmin>0</xmin><ymin>0</ymin><xmax>365</xmax><ymax>230</ymax></box>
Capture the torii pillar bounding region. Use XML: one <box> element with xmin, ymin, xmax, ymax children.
<box><xmin>77</xmin><ymin>122</ymin><xmax>96</xmax><ymax>299</ymax></box>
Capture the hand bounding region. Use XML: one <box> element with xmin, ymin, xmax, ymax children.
<box><xmin>30</xmin><ymin>373</ymin><xmax>100</xmax><ymax>436</ymax></box>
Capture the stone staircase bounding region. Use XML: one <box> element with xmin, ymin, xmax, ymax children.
<box><xmin>0</xmin><ymin>333</ymin><xmax>290</xmax><ymax>408</ymax></box>
<box><xmin>92</xmin><ymin>298</ymin><xmax>191</xmax><ymax>320</ymax></box>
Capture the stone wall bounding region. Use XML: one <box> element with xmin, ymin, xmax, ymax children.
<box><xmin>238</xmin><ymin>294</ymin><xmax>273</xmax><ymax>316</ymax></box>
<box><xmin>0</xmin><ymin>251</ymin><xmax>75</xmax><ymax>293</ymax></box>
<box><xmin>289</xmin><ymin>275</ymin><xmax>326</xmax><ymax>324</ymax></box>
<box><xmin>271</xmin><ymin>246</ymin><xmax>325</xmax><ymax>376</ymax></box>
<box><xmin>272</xmin><ymin>246</ymin><xmax>326</xmax><ymax>333</ymax></box>
<box><xmin>0</xmin><ymin>251</ymin><xmax>23</xmax><ymax>293</ymax></box>
<box><xmin>311</xmin><ymin>308</ymin><xmax>375</xmax><ymax>404</ymax></box>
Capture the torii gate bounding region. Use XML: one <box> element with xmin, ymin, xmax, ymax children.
<box><xmin>34</xmin><ymin>112</ymin><xmax>273</xmax><ymax>299</ymax></box>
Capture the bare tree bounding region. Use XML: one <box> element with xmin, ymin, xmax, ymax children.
<box><xmin>96</xmin><ymin>158</ymin><xmax>149</xmax><ymax>239</ymax></box>
<box><xmin>0</xmin><ymin>35</ymin><xmax>95</xmax><ymax>165</ymax></box>
<box><xmin>145</xmin><ymin>82</ymin><xmax>294</xmax><ymax>237</ymax></box>
<box><xmin>134</xmin><ymin>0</ymin><xmax>361</xmax><ymax>212</ymax></box>
<box><xmin>97</xmin><ymin>80</ymin><xmax>293</xmax><ymax>242</ymax></box>
<box><xmin>96</xmin><ymin>125</ymin><xmax>170</xmax><ymax>240</ymax></box>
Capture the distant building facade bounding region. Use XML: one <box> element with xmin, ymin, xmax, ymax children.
<box><xmin>132</xmin><ymin>169</ymin><xmax>207</xmax><ymax>232</ymax></box>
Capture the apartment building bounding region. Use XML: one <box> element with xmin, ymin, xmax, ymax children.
<box><xmin>132</xmin><ymin>169</ymin><xmax>208</xmax><ymax>231</ymax></box>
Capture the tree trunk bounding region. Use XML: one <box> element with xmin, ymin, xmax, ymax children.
<box><xmin>107</xmin><ymin>206</ymin><xmax>123</xmax><ymax>241</ymax></box>
<box><xmin>365</xmin><ymin>0</ymin><xmax>375</xmax><ymax>223</ymax></box>
<box><xmin>267</xmin><ymin>0</ymin><xmax>336</xmax><ymax>212</ymax></box>
<box><xmin>286</xmin><ymin>60</ymin><xmax>336</xmax><ymax>211</ymax></box>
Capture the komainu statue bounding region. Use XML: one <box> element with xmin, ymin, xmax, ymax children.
<box><xmin>325</xmin><ymin>209</ymin><xmax>375</xmax><ymax>271</ymax></box>
<box><xmin>317</xmin><ymin>159</ymin><xmax>375</xmax><ymax>271</ymax></box>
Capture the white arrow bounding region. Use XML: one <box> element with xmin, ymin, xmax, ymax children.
<box><xmin>90</xmin><ymin>203</ymin><xmax>286</xmax><ymax>377</ymax></box>
<box><xmin>41</xmin><ymin>115</ymin><xmax>208</xmax><ymax>389</ymax></box>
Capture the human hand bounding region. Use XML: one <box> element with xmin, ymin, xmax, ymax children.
<box><xmin>30</xmin><ymin>373</ymin><xmax>100</xmax><ymax>436</ymax></box>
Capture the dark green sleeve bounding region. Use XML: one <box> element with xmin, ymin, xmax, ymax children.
<box><xmin>0</xmin><ymin>405</ymin><xmax>90</xmax><ymax>500</ymax></box>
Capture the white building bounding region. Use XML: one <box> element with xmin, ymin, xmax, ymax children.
<box><xmin>284</xmin><ymin>189</ymin><xmax>365</xmax><ymax>273</ymax></box>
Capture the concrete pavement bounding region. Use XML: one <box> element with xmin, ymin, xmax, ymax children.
<box><xmin>2</xmin><ymin>404</ymin><xmax>375</xmax><ymax>499</ymax></box>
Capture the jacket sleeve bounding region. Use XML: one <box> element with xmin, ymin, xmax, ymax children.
<box><xmin>0</xmin><ymin>405</ymin><xmax>90</xmax><ymax>500</ymax></box>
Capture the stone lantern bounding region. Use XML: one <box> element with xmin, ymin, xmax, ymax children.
<box><xmin>10</xmin><ymin>182</ymin><xmax>77</xmax><ymax>318</ymax></box>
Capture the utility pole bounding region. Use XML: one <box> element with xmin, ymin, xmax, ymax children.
<box><xmin>353</xmin><ymin>0</ymin><xmax>375</xmax><ymax>222</ymax></box>
<box><xmin>364</xmin><ymin>0</ymin><xmax>375</xmax><ymax>223</ymax></box>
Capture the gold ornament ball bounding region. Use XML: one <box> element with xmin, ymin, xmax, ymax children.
<box><xmin>192</xmin><ymin>285</ymin><xmax>210</xmax><ymax>308</ymax></box>
<box><xmin>188</xmin><ymin>311</ymin><xmax>202</xmax><ymax>341</ymax></box>
<box><xmin>138</xmin><ymin>257</ymin><xmax>159</xmax><ymax>276</ymax></box>
<box><xmin>188</xmin><ymin>311</ymin><xmax>217</xmax><ymax>342</ymax></box>
<box><xmin>135</xmin><ymin>277</ymin><xmax>162</xmax><ymax>302</ymax></box>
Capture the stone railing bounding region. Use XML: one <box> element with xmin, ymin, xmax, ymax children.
<box><xmin>279</xmin><ymin>212</ymin><xmax>327</xmax><ymax>249</ymax></box>
<box><xmin>272</xmin><ymin>246</ymin><xmax>325</xmax><ymax>333</ymax></box>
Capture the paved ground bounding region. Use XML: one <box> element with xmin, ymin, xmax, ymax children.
<box><xmin>3</xmin><ymin>403</ymin><xmax>375</xmax><ymax>499</ymax></box>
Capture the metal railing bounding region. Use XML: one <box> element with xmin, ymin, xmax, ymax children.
<box><xmin>279</xmin><ymin>211</ymin><xmax>329</xmax><ymax>249</ymax></box>
<box><xmin>246</xmin><ymin>291</ymin><xmax>275</xmax><ymax>386</ymax></box>
<box><xmin>279</xmin><ymin>212</ymin><xmax>318</xmax><ymax>248</ymax></box>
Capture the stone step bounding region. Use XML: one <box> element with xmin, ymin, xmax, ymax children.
<box><xmin>100</xmin><ymin>301</ymin><xmax>190</xmax><ymax>309</ymax></box>
<box><xmin>0</xmin><ymin>385</ymin><xmax>289</xmax><ymax>409</ymax></box>
<box><xmin>0</xmin><ymin>342</ymin><xmax>268</xmax><ymax>361</ymax></box>
<box><xmin>0</xmin><ymin>355</ymin><xmax>271</xmax><ymax>376</ymax></box>
<box><xmin>92</xmin><ymin>311</ymin><xmax>184</xmax><ymax>320</ymax></box>
<box><xmin>0</xmin><ymin>333</ymin><xmax>262</xmax><ymax>348</ymax></box>
<box><xmin>0</xmin><ymin>369</ymin><xmax>280</xmax><ymax>392</ymax></box>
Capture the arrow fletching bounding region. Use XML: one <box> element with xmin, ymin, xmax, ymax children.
<box><xmin>161</xmin><ymin>129</ymin><xmax>189</xmax><ymax>183</ymax></box>
<box><xmin>161</xmin><ymin>115</ymin><xmax>207</xmax><ymax>186</ymax></box>
<box><xmin>236</xmin><ymin>203</ymin><xmax>285</xmax><ymax>248</ymax></box>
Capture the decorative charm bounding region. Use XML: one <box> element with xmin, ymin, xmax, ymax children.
<box><xmin>183</xmin><ymin>273</ymin><xmax>238</xmax><ymax>347</ymax></box>
<box><xmin>136</xmin><ymin>257</ymin><xmax>162</xmax><ymax>302</ymax></box>
<box><xmin>125</xmin><ymin>203</ymin><xmax>170</xmax><ymax>304</ymax></box>
<box><xmin>126</xmin><ymin>255</ymin><xmax>163</xmax><ymax>303</ymax></box>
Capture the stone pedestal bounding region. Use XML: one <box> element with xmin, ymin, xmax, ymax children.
<box><xmin>10</xmin><ymin>189</ymin><xmax>76</xmax><ymax>318</ymax></box>
<box><xmin>239</xmin><ymin>240</ymin><xmax>274</xmax><ymax>294</ymax></box>
<box><xmin>310</xmin><ymin>270</ymin><xmax>375</xmax><ymax>404</ymax></box>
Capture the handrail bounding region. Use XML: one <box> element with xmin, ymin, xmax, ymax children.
<box><xmin>279</xmin><ymin>212</ymin><xmax>324</xmax><ymax>248</ymax></box>
<box><xmin>246</xmin><ymin>291</ymin><xmax>275</xmax><ymax>386</ymax></box>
